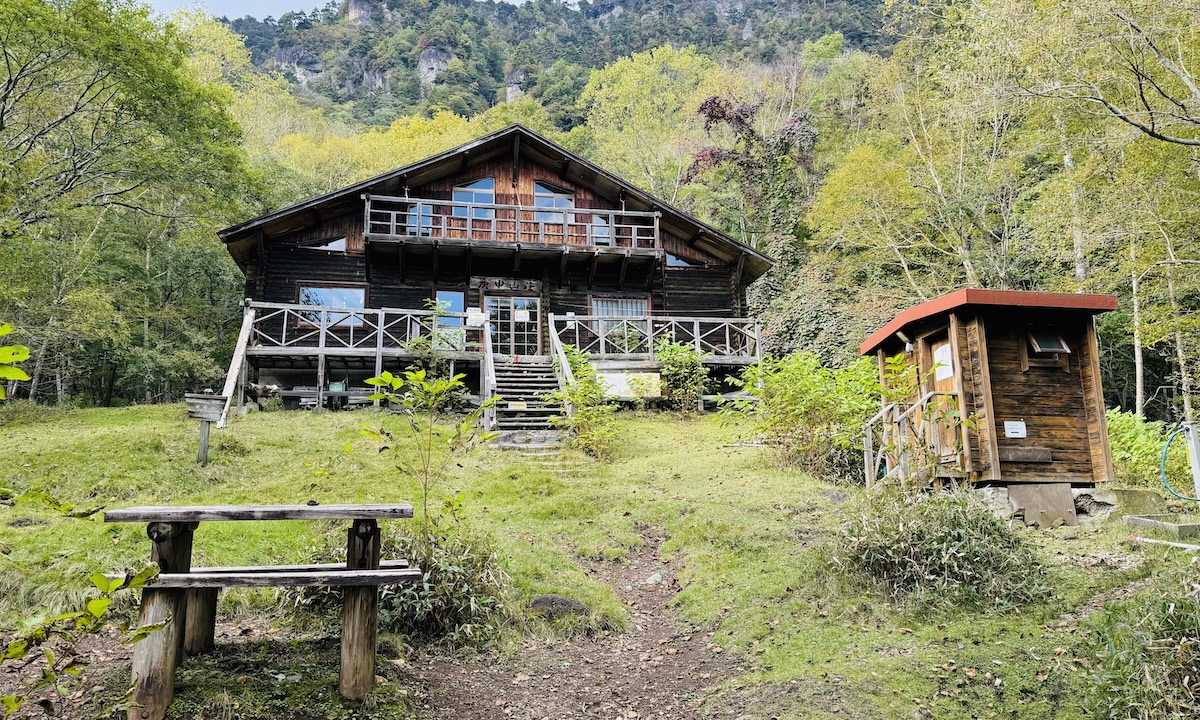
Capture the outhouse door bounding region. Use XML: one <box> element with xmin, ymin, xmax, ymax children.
<box><xmin>928</xmin><ymin>336</ymin><xmax>959</xmax><ymax>459</ymax></box>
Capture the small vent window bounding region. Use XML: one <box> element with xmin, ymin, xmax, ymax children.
<box><xmin>1028</xmin><ymin>331</ymin><xmax>1071</xmax><ymax>354</ymax></box>
<box><xmin>305</xmin><ymin>237</ymin><xmax>346</xmax><ymax>251</ymax></box>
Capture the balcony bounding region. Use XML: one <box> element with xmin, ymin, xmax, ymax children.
<box><xmin>363</xmin><ymin>194</ymin><xmax>661</xmax><ymax>254</ymax></box>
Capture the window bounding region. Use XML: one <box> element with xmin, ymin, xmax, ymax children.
<box><xmin>591</xmin><ymin>295</ymin><xmax>650</xmax><ymax>317</ymax></box>
<box><xmin>1028</xmin><ymin>330</ymin><xmax>1071</xmax><ymax>354</ymax></box>
<box><xmin>591</xmin><ymin>215</ymin><xmax>611</xmax><ymax>246</ymax></box>
<box><xmin>591</xmin><ymin>295</ymin><xmax>650</xmax><ymax>354</ymax></box>
<box><xmin>534</xmin><ymin>181</ymin><xmax>574</xmax><ymax>223</ymax></box>
<box><xmin>298</xmin><ymin>286</ymin><xmax>365</xmax><ymax>327</ymax></box>
<box><xmin>666</xmin><ymin>253</ymin><xmax>695</xmax><ymax>267</ymax></box>
<box><xmin>406</xmin><ymin>203</ymin><xmax>435</xmax><ymax>236</ymax></box>
<box><xmin>304</xmin><ymin>237</ymin><xmax>346</xmax><ymax>252</ymax></box>
<box><xmin>452</xmin><ymin>178</ymin><xmax>495</xmax><ymax>219</ymax></box>
<box><xmin>434</xmin><ymin>290</ymin><xmax>466</xmax><ymax>350</ymax></box>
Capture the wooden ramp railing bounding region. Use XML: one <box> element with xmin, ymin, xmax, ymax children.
<box><xmin>863</xmin><ymin>391</ymin><xmax>962</xmax><ymax>488</ymax></box>
<box><xmin>217</xmin><ymin>304</ymin><xmax>255</xmax><ymax>428</ymax></box>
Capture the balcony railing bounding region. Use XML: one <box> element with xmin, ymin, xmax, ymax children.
<box><xmin>246</xmin><ymin>300</ymin><xmax>482</xmax><ymax>355</ymax></box>
<box><xmin>364</xmin><ymin>194</ymin><xmax>661</xmax><ymax>250</ymax></box>
<box><xmin>548</xmin><ymin>314</ymin><xmax>761</xmax><ymax>363</ymax></box>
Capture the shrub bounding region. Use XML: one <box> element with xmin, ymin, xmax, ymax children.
<box><xmin>654</xmin><ymin>336</ymin><xmax>708</xmax><ymax>413</ymax></box>
<box><xmin>1083</xmin><ymin>568</ymin><xmax>1200</xmax><ymax>719</ymax></box>
<box><xmin>549</xmin><ymin>345</ymin><xmax>617</xmax><ymax>460</ymax></box>
<box><xmin>284</xmin><ymin>501</ymin><xmax>510</xmax><ymax>647</ymax></box>
<box><xmin>831</xmin><ymin>490</ymin><xmax>1050</xmax><ymax>613</ymax></box>
<box><xmin>1106</xmin><ymin>409</ymin><xmax>1190</xmax><ymax>491</ymax></box>
<box><xmin>723</xmin><ymin>352</ymin><xmax>880</xmax><ymax>479</ymax></box>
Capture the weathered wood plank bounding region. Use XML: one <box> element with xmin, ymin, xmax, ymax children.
<box><xmin>996</xmin><ymin>446</ymin><xmax>1054</xmax><ymax>463</ymax></box>
<box><xmin>340</xmin><ymin>519</ymin><xmax>382</xmax><ymax>701</ymax></box>
<box><xmin>183</xmin><ymin>589</ymin><xmax>218</xmax><ymax>656</ymax></box>
<box><xmin>128</xmin><ymin>522</ymin><xmax>193</xmax><ymax>720</ymax></box>
<box><xmin>110</xmin><ymin>568</ymin><xmax>420</xmax><ymax>589</ymax></box>
<box><xmin>104</xmin><ymin>503</ymin><xmax>414</xmax><ymax>523</ymax></box>
<box><xmin>185</xmin><ymin>559</ymin><xmax>410</xmax><ymax>574</ymax></box>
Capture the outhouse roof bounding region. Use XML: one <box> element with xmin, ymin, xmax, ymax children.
<box><xmin>860</xmin><ymin>288</ymin><xmax>1119</xmax><ymax>355</ymax></box>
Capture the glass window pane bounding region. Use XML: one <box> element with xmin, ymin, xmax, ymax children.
<box><xmin>299</xmin><ymin>286</ymin><xmax>365</xmax><ymax>326</ymax></box>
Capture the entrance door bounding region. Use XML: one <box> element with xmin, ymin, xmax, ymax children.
<box><xmin>928</xmin><ymin>336</ymin><xmax>958</xmax><ymax>458</ymax></box>
<box><xmin>485</xmin><ymin>296</ymin><xmax>541</xmax><ymax>356</ymax></box>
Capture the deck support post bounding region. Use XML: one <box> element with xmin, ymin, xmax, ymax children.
<box><xmin>128</xmin><ymin>522</ymin><xmax>194</xmax><ymax>720</ymax></box>
<box><xmin>339</xmin><ymin>519</ymin><xmax>380</xmax><ymax>701</ymax></box>
<box><xmin>316</xmin><ymin>309</ymin><xmax>327</xmax><ymax>412</ymax></box>
<box><xmin>373</xmin><ymin>309</ymin><xmax>385</xmax><ymax>407</ymax></box>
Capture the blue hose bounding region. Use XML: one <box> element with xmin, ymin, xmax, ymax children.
<box><xmin>1160</xmin><ymin>427</ymin><xmax>1200</xmax><ymax>502</ymax></box>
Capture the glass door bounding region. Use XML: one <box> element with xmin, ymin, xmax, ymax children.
<box><xmin>485</xmin><ymin>296</ymin><xmax>541</xmax><ymax>356</ymax></box>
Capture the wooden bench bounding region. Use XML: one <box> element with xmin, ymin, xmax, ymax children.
<box><xmin>104</xmin><ymin>504</ymin><xmax>419</xmax><ymax>720</ymax></box>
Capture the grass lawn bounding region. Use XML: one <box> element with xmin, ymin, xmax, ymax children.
<box><xmin>0</xmin><ymin>404</ymin><xmax>1185</xmax><ymax>719</ymax></box>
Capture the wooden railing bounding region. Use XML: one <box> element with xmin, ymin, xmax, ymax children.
<box><xmin>364</xmin><ymin>194</ymin><xmax>661</xmax><ymax>250</ymax></box>
<box><xmin>547</xmin><ymin>314</ymin><xmax>761</xmax><ymax>362</ymax></box>
<box><xmin>547</xmin><ymin>317</ymin><xmax>577</xmax><ymax>419</ymax></box>
<box><xmin>246</xmin><ymin>300</ymin><xmax>480</xmax><ymax>354</ymax></box>
<box><xmin>481</xmin><ymin>324</ymin><xmax>497</xmax><ymax>432</ymax></box>
<box><xmin>863</xmin><ymin>391</ymin><xmax>962</xmax><ymax>488</ymax></box>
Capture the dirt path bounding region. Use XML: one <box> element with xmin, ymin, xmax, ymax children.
<box><xmin>410</xmin><ymin>531</ymin><xmax>747</xmax><ymax>720</ymax></box>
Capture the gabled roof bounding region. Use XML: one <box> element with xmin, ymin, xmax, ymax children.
<box><xmin>219</xmin><ymin>124</ymin><xmax>774</xmax><ymax>280</ymax></box>
<box><xmin>860</xmin><ymin>288</ymin><xmax>1119</xmax><ymax>355</ymax></box>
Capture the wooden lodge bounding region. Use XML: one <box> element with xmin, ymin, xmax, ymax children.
<box><xmin>214</xmin><ymin>124</ymin><xmax>774</xmax><ymax>431</ymax></box>
<box><xmin>860</xmin><ymin>289</ymin><xmax>1119</xmax><ymax>496</ymax></box>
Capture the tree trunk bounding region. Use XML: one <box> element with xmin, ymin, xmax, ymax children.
<box><xmin>1131</xmin><ymin>240</ymin><xmax>1145</xmax><ymax>417</ymax></box>
<box><xmin>1057</xmin><ymin>118</ymin><xmax>1087</xmax><ymax>285</ymax></box>
<box><xmin>1162</xmin><ymin>233</ymin><xmax>1193</xmax><ymax>420</ymax></box>
<box><xmin>26</xmin><ymin>329</ymin><xmax>51</xmax><ymax>402</ymax></box>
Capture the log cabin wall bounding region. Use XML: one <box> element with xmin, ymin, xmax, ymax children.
<box><xmin>980</xmin><ymin>311</ymin><xmax>1106</xmax><ymax>485</ymax></box>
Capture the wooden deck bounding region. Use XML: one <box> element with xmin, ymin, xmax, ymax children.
<box><xmin>217</xmin><ymin>299</ymin><xmax>763</xmax><ymax>425</ymax></box>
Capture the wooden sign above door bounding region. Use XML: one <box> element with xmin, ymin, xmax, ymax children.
<box><xmin>472</xmin><ymin>276</ymin><xmax>542</xmax><ymax>294</ymax></box>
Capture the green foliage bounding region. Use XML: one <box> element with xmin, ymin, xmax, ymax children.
<box><xmin>653</xmin><ymin>336</ymin><xmax>708</xmax><ymax>413</ymax></box>
<box><xmin>548</xmin><ymin>346</ymin><xmax>617</xmax><ymax>460</ymax></box>
<box><xmin>831</xmin><ymin>490</ymin><xmax>1051</xmax><ymax>614</ymax></box>
<box><xmin>1106</xmin><ymin>409</ymin><xmax>1190</xmax><ymax>490</ymax></box>
<box><xmin>286</xmin><ymin>498</ymin><xmax>510</xmax><ymax>647</ymax></box>
<box><xmin>362</xmin><ymin>369</ymin><xmax>496</xmax><ymax>540</ymax></box>
<box><xmin>1082</xmin><ymin>565</ymin><xmax>1200</xmax><ymax>718</ymax></box>
<box><xmin>0</xmin><ymin>323</ymin><xmax>29</xmax><ymax>401</ymax></box>
<box><xmin>0</xmin><ymin>547</ymin><xmax>159</xmax><ymax>718</ymax></box>
<box><xmin>723</xmin><ymin>353</ymin><xmax>880</xmax><ymax>479</ymax></box>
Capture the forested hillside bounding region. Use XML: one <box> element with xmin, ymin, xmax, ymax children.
<box><xmin>227</xmin><ymin>0</ymin><xmax>890</xmax><ymax>126</ymax></box>
<box><xmin>2</xmin><ymin>0</ymin><xmax>1199</xmax><ymax>423</ymax></box>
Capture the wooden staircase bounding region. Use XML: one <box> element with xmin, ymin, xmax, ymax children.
<box><xmin>492</xmin><ymin>360</ymin><xmax>563</xmax><ymax>432</ymax></box>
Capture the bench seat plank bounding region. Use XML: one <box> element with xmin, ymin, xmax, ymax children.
<box><xmin>109</xmin><ymin>568</ymin><xmax>422</xmax><ymax>589</ymax></box>
<box><xmin>103</xmin><ymin>503</ymin><xmax>414</xmax><ymax>523</ymax></box>
<box><xmin>186</xmin><ymin>559</ymin><xmax>410</xmax><ymax>574</ymax></box>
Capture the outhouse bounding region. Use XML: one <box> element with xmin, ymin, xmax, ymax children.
<box><xmin>860</xmin><ymin>289</ymin><xmax>1118</xmax><ymax>499</ymax></box>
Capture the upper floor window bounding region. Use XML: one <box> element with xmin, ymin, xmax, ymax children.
<box><xmin>666</xmin><ymin>253</ymin><xmax>695</xmax><ymax>267</ymax></box>
<box><xmin>406</xmin><ymin>202</ymin><xmax>435</xmax><ymax>236</ymax></box>
<box><xmin>304</xmin><ymin>237</ymin><xmax>346</xmax><ymax>252</ymax></box>
<box><xmin>590</xmin><ymin>215</ymin><xmax>611</xmax><ymax>246</ymax></box>
<box><xmin>452</xmin><ymin>178</ymin><xmax>495</xmax><ymax>219</ymax></box>
<box><xmin>534</xmin><ymin>181</ymin><xmax>574</xmax><ymax>223</ymax></box>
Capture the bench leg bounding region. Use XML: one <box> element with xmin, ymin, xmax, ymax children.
<box><xmin>183</xmin><ymin>589</ymin><xmax>218</xmax><ymax>656</ymax></box>
<box><xmin>339</xmin><ymin>519</ymin><xmax>380</xmax><ymax>701</ymax></box>
<box><xmin>129</xmin><ymin>522</ymin><xmax>194</xmax><ymax>720</ymax></box>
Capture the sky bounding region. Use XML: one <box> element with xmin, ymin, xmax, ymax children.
<box><xmin>146</xmin><ymin>1</ymin><xmax>322</xmax><ymax>20</ymax></box>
